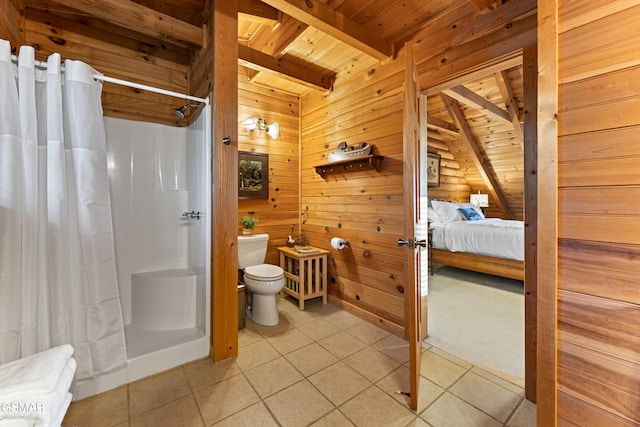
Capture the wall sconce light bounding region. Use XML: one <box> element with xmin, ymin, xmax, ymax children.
<box><xmin>470</xmin><ymin>192</ymin><xmax>489</xmax><ymax>213</ymax></box>
<box><xmin>241</xmin><ymin>117</ymin><xmax>280</xmax><ymax>139</ymax></box>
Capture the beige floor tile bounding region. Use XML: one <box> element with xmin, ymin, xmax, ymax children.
<box><xmin>376</xmin><ymin>366</ymin><xmax>444</xmax><ymax>413</ymax></box>
<box><xmin>297</xmin><ymin>318</ymin><xmax>342</xmax><ymax>341</ymax></box>
<box><xmin>339</xmin><ymin>386</ymin><xmax>416</xmax><ymax>427</ymax></box>
<box><xmin>405</xmin><ymin>418</ymin><xmax>431</xmax><ymax>427</ymax></box>
<box><xmin>238</xmin><ymin>324</ymin><xmax>264</xmax><ymax>347</ymax></box>
<box><xmin>428</xmin><ymin>347</ymin><xmax>473</xmax><ymax>370</ymax></box>
<box><xmin>506</xmin><ymin>398</ymin><xmax>536</xmax><ymax>427</ymax></box>
<box><xmin>213</xmin><ymin>402</ymin><xmax>278</xmax><ymax>427</ymax></box>
<box><xmin>249</xmin><ymin>317</ymin><xmax>294</xmax><ymax>337</ymax></box>
<box><xmin>63</xmin><ymin>385</ymin><xmax>129</xmax><ymax>427</ymax></box>
<box><xmin>308</xmin><ymin>361</ymin><xmax>371</xmax><ymax>405</ymax></box>
<box><xmin>184</xmin><ymin>357</ymin><xmax>241</xmax><ymax>391</ymax></box>
<box><xmin>311</xmin><ymin>409</ymin><xmax>355</xmax><ymax>426</ymax></box>
<box><xmin>285</xmin><ymin>343</ymin><xmax>339</xmax><ymax>377</ymax></box>
<box><xmin>128</xmin><ymin>367</ymin><xmax>191</xmax><ymax>417</ymax></box>
<box><xmin>264</xmin><ymin>380</ymin><xmax>334</xmax><ymax>427</ymax></box>
<box><xmin>319</xmin><ymin>331</ymin><xmax>368</xmax><ymax>359</ymax></box>
<box><xmin>244</xmin><ymin>357</ymin><xmax>304</xmax><ymax>398</ymax></box>
<box><xmin>195</xmin><ymin>374</ymin><xmax>260</xmax><ymax>425</ymax></box>
<box><xmin>235</xmin><ymin>339</ymin><xmax>280</xmax><ymax>371</ymax></box>
<box><xmin>372</xmin><ymin>334</ymin><xmax>410</xmax><ymax>364</ymax></box>
<box><xmin>130</xmin><ymin>395</ymin><xmax>203</xmax><ymax>427</ymax></box>
<box><xmin>420</xmin><ymin>392</ymin><xmax>502</xmax><ymax>427</ymax></box>
<box><xmin>449</xmin><ymin>371</ymin><xmax>522</xmax><ymax>422</ymax></box>
<box><xmin>266</xmin><ymin>328</ymin><xmax>313</xmax><ymax>355</ymax></box>
<box><xmin>345</xmin><ymin>321</ymin><xmax>391</xmax><ymax>345</ymax></box>
<box><xmin>277</xmin><ymin>297</ymin><xmax>321</xmax><ymax>326</ymax></box>
<box><xmin>324</xmin><ymin>310</ymin><xmax>364</xmax><ymax>330</ymax></box>
<box><xmin>471</xmin><ymin>366</ymin><xmax>524</xmax><ymax>396</ymax></box>
<box><xmin>344</xmin><ymin>346</ymin><xmax>401</xmax><ymax>382</ymax></box>
<box><xmin>420</xmin><ymin>350</ymin><xmax>468</xmax><ymax>389</ymax></box>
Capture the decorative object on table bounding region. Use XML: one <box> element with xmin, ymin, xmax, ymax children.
<box><xmin>286</xmin><ymin>235</ymin><xmax>296</xmax><ymax>247</ymax></box>
<box><xmin>240</xmin><ymin>215</ymin><xmax>257</xmax><ymax>234</ymax></box>
<box><xmin>327</xmin><ymin>141</ymin><xmax>372</xmax><ymax>162</ymax></box>
<box><xmin>470</xmin><ymin>191</ymin><xmax>489</xmax><ymax>215</ymax></box>
<box><xmin>295</xmin><ymin>233</ymin><xmax>307</xmax><ymax>246</ymax></box>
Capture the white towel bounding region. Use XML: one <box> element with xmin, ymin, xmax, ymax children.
<box><xmin>0</xmin><ymin>345</ymin><xmax>75</xmax><ymax>427</ymax></box>
<box><xmin>0</xmin><ymin>345</ymin><xmax>73</xmax><ymax>400</ymax></box>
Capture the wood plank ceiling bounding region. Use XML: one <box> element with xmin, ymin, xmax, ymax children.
<box><xmin>22</xmin><ymin>0</ymin><xmax>525</xmax><ymax>218</ymax></box>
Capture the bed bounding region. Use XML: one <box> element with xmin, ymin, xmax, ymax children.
<box><xmin>429</xmin><ymin>200</ymin><xmax>524</xmax><ymax>281</ymax></box>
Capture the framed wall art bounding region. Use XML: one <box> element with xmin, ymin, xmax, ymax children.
<box><xmin>239</xmin><ymin>151</ymin><xmax>269</xmax><ymax>199</ymax></box>
<box><xmin>426</xmin><ymin>152</ymin><xmax>441</xmax><ymax>187</ymax></box>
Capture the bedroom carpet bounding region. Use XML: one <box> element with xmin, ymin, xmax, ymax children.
<box><xmin>424</xmin><ymin>266</ymin><xmax>524</xmax><ymax>386</ymax></box>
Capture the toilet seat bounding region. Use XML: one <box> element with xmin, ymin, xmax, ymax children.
<box><xmin>244</xmin><ymin>264</ymin><xmax>284</xmax><ymax>281</ymax></box>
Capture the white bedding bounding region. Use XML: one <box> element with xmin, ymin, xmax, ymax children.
<box><xmin>430</xmin><ymin>218</ymin><xmax>524</xmax><ymax>261</ymax></box>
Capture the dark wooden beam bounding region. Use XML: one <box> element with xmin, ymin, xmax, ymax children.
<box><xmin>426</xmin><ymin>115</ymin><xmax>459</xmax><ymax>137</ymax></box>
<box><xmin>442</xmin><ymin>85</ymin><xmax>511</xmax><ymax>123</ymax></box>
<box><xmin>440</xmin><ymin>93</ymin><xmax>513</xmax><ymax>219</ymax></box>
<box><xmin>238</xmin><ymin>44</ymin><xmax>335</xmax><ymax>91</ymax></box>
<box><xmin>239</xmin><ymin>0</ymin><xmax>281</xmax><ymax>26</ymax></box>
<box><xmin>495</xmin><ymin>70</ymin><xmax>525</xmax><ymax>147</ymax></box>
<box><xmin>47</xmin><ymin>0</ymin><xmax>203</xmax><ymax>47</ymax></box>
<box><xmin>259</xmin><ymin>0</ymin><xmax>393</xmax><ymax>60</ymax></box>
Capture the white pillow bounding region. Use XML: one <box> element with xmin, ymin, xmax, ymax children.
<box><xmin>431</xmin><ymin>200</ymin><xmax>463</xmax><ymax>223</ymax></box>
<box><xmin>427</xmin><ymin>207</ymin><xmax>441</xmax><ymax>223</ymax></box>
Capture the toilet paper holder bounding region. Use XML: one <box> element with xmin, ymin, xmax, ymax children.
<box><xmin>330</xmin><ymin>237</ymin><xmax>350</xmax><ymax>250</ymax></box>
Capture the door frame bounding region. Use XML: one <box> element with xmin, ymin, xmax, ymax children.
<box><xmin>411</xmin><ymin>47</ymin><xmax>542</xmax><ymax>405</ymax></box>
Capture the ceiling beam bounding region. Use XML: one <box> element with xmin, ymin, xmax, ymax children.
<box><xmin>441</xmin><ymin>85</ymin><xmax>511</xmax><ymax>124</ymax></box>
<box><xmin>494</xmin><ymin>70</ymin><xmax>524</xmax><ymax>148</ymax></box>
<box><xmin>239</xmin><ymin>0</ymin><xmax>281</xmax><ymax>26</ymax></box>
<box><xmin>238</xmin><ymin>44</ymin><xmax>335</xmax><ymax>91</ymax></box>
<box><xmin>259</xmin><ymin>0</ymin><xmax>392</xmax><ymax>60</ymax></box>
<box><xmin>440</xmin><ymin>93</ymin><xmax>513</xmax><ymax>219</ymax></box>
<box><xmin>47</xmin><ymin>0</ymin><xmax>203</xmax><ymax>47</ymax></box>
<box><xmin>426</xmin><ymin>115</ymin><xmax>459</xmax><ymax>137</ymax></box>
<box><xmin>249</xmin><ymin>13</ymin><xmax>308</xmax><ymax>58</ymax></box>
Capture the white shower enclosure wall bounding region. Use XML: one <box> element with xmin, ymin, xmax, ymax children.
<box><xmin>73</xmin><ymin>108</ymin><xmax>212</xmax><ymax>399</ymax></box>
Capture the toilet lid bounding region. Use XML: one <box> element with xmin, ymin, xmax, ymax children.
<box><xmin>244</xmin><ymin>264</ymin><xmax>284</xmax><ymax>280</ymax></box>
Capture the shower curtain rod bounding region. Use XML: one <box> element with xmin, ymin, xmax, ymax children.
<box><xmin>10</xmin><ymin>54</ymin><xmax>209</xmax><ymax>105</ymax></box>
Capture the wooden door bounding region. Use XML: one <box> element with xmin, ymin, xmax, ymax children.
<box><xmin>402</xmin><ymin>41</ymin><xmax>427</xmax><ymax>411</ymax></box>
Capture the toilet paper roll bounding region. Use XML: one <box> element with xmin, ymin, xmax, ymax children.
<box><xmin>331</xmin><ymin>237</ymin><xmax>346</xmax><ymax>250</ymax></box>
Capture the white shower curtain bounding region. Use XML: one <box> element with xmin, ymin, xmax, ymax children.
<box><xmin>0</xmin><ymin>39</ymin><xmax>127</xmax><ymax>380</ymax></box>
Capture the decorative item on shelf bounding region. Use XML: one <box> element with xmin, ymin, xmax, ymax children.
<box><xmin>240</xmin><ymin>215</ymin><xmax>257</xmax><ymax>235</ymax></box>
<box><xmin>286</xmin><ymin>235</ymin><xmax>295</xmax><ymax>248</ymax></box>
<box><xmin>240</xmin><ymin>117</ymin><xmax>280</xmax><ymax>139</ymax></box>
<box><xmin>295</xmin><ymin>234</ymin><xmax>307</xmax><ymax>247</ymax></box>
<box><xmin>327</xmin><ymin>141</ymin><xmax>372</xmax><ymax>162</ymax></box>
<box><xmin>470</xmin><ymin>191</ymin><xmax>489</xmax><ymax>215</ymax></box>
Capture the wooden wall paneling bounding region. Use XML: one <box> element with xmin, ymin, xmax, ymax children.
<box><xmin>238</xmin><ymin>71</ymin><xmax>301</xmax><ymax>265</ymax></box>
<box><xmin>300</xmin><ymin>50</ymin><xmax>407</xmax><ymax>335</ymax></box>
<box><xmin>557</xmin><ymin>1</ymin><xmax>640</xmax><ymax>424</ymax></box>
<box><xmin>0</xmin><ymin>0</ymin><xmax>23</xmax><ymax>45</ymax></box>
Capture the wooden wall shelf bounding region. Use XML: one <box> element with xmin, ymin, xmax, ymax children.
<box><xmin>314</xmin><ymin>155</ymin><xmax>383</xmax><ymax>178</ymax></box>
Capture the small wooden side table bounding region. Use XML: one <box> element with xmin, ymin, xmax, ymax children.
<box><xmin>277</xmin><ymin>246</ymin><xmax>329</xmax><ymax>310</ymax></box>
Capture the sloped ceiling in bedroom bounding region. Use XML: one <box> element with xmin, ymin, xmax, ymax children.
<box><xmin>427</xmin><ymin>64</ymin><xmax>525</xmax><ymax>220</ymax></box>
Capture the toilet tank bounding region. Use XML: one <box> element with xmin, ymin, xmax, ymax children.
<box><xmin>238</xmin><ymin>233</ymin><xmax>269</xmax><ymax>269</ymax></box>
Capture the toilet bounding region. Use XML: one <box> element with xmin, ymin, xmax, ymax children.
<box><xmin>238</xmin><ymin>233</ymin><xmax>285</xmax><ymax>326</ymax></box>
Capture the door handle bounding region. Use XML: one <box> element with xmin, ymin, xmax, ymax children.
<box><xmin>397</xmin><ymin>238</ymin><xmax>414</xmax><ymax>249</ymax></box>
<box><xmin>415</xmin><ymin>239</ymin><xmax>427</xmax><ymax>248</ymax></box>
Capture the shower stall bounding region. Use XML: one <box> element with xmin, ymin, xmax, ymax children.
<box><xmin>72</xmin><ymin>107</ymin><xmax>212</xmax><ymax>399</ymax></box>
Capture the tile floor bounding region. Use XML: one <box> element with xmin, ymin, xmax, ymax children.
<box><xmin>62</xmin><ymin>297</ymin><xmax>536</xmax><ymax>427</ymax></box>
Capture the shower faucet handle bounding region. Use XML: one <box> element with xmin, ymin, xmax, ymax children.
<box><xmin>182</xmin><ymin>211</ymin><xmax>204</xmax><ymax>219</ymax></box>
